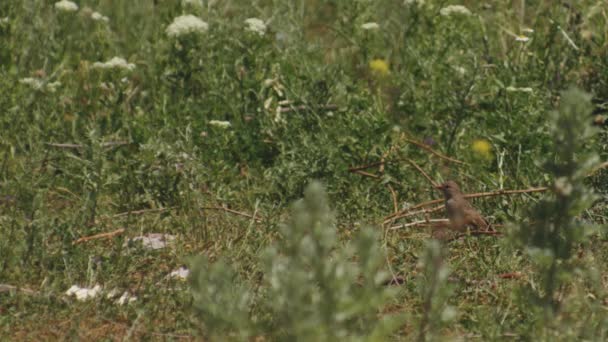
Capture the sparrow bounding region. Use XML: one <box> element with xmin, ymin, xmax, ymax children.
<box><xmin>435</xmin><ymin>180</ymin><xmax>489</xmax><ymax>232</ymax></box>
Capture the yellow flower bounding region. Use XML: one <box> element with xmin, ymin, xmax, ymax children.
<box><xmin>472</xmin><ymin>139</ymin><xmax>492</xmax><ymax>159</ymax></box>
<box><xmin>369</xmin><ymin>59</ymin><xmax>389</xmax><ymax>76</ymax></box>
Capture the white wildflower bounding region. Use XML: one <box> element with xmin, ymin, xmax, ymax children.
<box><xmin>54</xmin><ymin>0</ymin><xmax>79</xmax><ymax>13</ymax></box>
<box><xmin>106</xmin><ymin>288</ymin><xmax>121</xmax><ymax>299</ymax></box>
<box><xmin>168</xmin><ymin>267</ymin><xmax>190</xmax><ymax>280</ymax></box>
<box><xmin>91</xmin><ymin>11</ymin><xmax>109</xmax><ymax>22</ymax></box>
<box><xmin>440</xmin><ymin>5</ymin><xmax>471</xmax><ymax>16</ymax></box>
<box><xmin>116</xmin><ymin>292</ymin><xmax>137</xmax><ymax>305</ymax></box>
<box><xmin>166</xmin><ymin>15</ymin><xmax>208</xmax><ymax>38</ymax></box>
<box><xmin>0</xmin><ymin>17</ymin><xmax>9</xmax><ymax>26</ymax></box>
<box><xmin>361</xmin><ymin>22</ymin><xmax>380</xmax><ymax>30</ymax></box>
<box><xmin>46</xmin><ymin>81</ymin><xmax>62</xmax><ymax>93</ymax></box>
<box><xmin>20</xmin><ymin>77</ymin><xmax>62</xmax><ymax>92</ymax></box>
<box><xmin>19</xmin><ymin>77</ymin><xmax>44</xmax><ymax>90</ymax></box>
<box><xmin>506</xmin><ymin>86</ymin><xmax>533</xmax><ymax>93</ymax></box>
<box><xmin>65</xmin><ymin>284</ymin><xmax>102</xmax><ymax>301</ymax></box>
<box><xmin>125</xmin><ymin>233</ymin><xmax>176</xmax><ymax>250</ymax></box>
<box><xmin>515</xmin><ymin>35</ymin><xmax>530</xmax><ymax>42</ymax></box>
<box><xmin>454</xmin><ymin>66</ymin><xmax>467</xmax><ymax>75</ymax></box>
<box><xmin>93</xmin><ymin>57</ymin><xmax>135</xmax><ymax>71</ymax></box>
<box><xmin>244</xmin><ymin>18</ymin><xmax>267</xmax><ymax>36</ymax></box>
<box><xmin>209</xmin><ymin>120</ymin><xmax>231</xmax><ymax>128</ymax></box>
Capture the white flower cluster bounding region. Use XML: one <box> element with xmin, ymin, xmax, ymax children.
<box><xmin>168</xmin><ymin>266</ymin><xmax>190</xmax><ymax>280</ymax></box>
<box><xmin>506</xmin><ymin>86</ymin><xmax>533</xmax><ymax>93</ymax></box>
<box><xmin>125</xmin><ymin>233</ymin><xmax>176</xmax><ymax>250</ymax></box>
<box><xmin>361</xmin><ymin>22</ymin><xmax>380</xmax><ymax>30</ymax></box>
<box><xmin>93</xmin><ymin>57</ymin><xmax>135</xmax><ymax>71</ymax></box>
<box><xmin>106</xmin><ymin>288</ymin><xmax>137</xmax><ymax>305</ymax></box>
<box><xmin>65</xmin><ymin>285</ymin><xmax>137</xmax><ymax>305</ymax></box>
<box><xmin>66</xmin><ymin>285</ymin><xmax>102</xmax><ymax>301</ymax></box>
<box><xmin>91</xmin><ymin>11</ymin><xmax>109</xmax><ymax>23</ymax></box>
<box><xmin>515</xmin><ymin>29</ymin><xmax>533</xmax><ymax>42</ymax></box>
<box><xmin>245</xmin><ymin>18</ymin><xmax>267</xmax><ymax>36</ymax></box>
<box><xmin>0</xmin><ymin>17</ymin><xmax>9</xmax><ymax>26</ymax></box>
<box><xmin>54</xmin><ymin>0</ymin><xmax>79</xmax><ymax>13</ymax></box>
<box><xmin>166</xmin><ymin>15</ymin><xmax>209</xmax><ymax>38</ymax></box>
<box><xmin>440</xmin><ymin>5</ymin><xmax>472</xmax><ymax>16</ymax></box>
<box><xmin>19</xmin><ymin>78</ymin><xmax>62</xmax><ymax>92</ymax></box>
<box><xmin>209</xmin><ymin>120</ymin><xmax>231</xmax><ymax>128</ymax></box>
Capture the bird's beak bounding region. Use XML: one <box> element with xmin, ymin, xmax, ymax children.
<box><xmin>434</xmin><ymin>184</ymin><xmax>443</xmax><ymax>190</ymax></box>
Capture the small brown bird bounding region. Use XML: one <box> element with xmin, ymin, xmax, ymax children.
<box><xmin>435</xmin><ymin>180</ymin><xmax>489</xmax><ymax>232</ymax></box>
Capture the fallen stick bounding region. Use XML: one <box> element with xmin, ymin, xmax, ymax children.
<box><xmin>348</xmin><ymin>161</ymin><xmax>385</xmax><ymax>172</ymax></box>
<box><xmin>405</xmin><ymin>158</ymin><xmax>438</xmax><ymax>187</ymax></box>
<box><xmin>73</xmin><ymin>228</ymin><xmax>125</xmax><ymax>245</ymax></box>
<box><xmin>386</xmin><ymin>184</ymin><xmax>399</xmax><ymax>214</ymax></box>
<box><xmin>384</xmin><ymin>186</ymin><xmax>548</xmax><ymax>224</ymax></box>
<box><xmin>201</xmin><ymin>206</ymin><xmax>263</xmax><ymax>222</ymax></box>
<box><xmin>112</xmin><ymin>207</ymin><xmax>176</xmax><ymax>218</ymax></box>
<box><xmin>402</xmin><ymin>135</ymin><xmax>464</xmax><ymax>165</ymax></box>
<box><xmin>0</xmin><ymin>284</ymin><xmax>37</xmax><ymax>295</ymax></box>
<box><xmin>497</xmin><ymin>272</ymin><xmax>523</xmax><ymax>279</ymax></box>
<box><xmin>352</xmin><ymin>170</ymin><xmax>381</xmax><ymax>179</ymax></box>
<box><xmin>386</xmin><ymin>205</ymin><xmax>445</xmax><ymax>225</ymax></box>
<box><xmin>45</xmin><ymin>141</ymin><xmax>129</xmax><ymax>149</ymax></box>
<box><xmin>389</xmin><ymin>218</ymin><xmax>448</xmax><ymax>230</ymax></box>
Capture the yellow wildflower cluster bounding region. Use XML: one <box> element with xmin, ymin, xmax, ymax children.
<box><xmin>472</xmin><ymin>139</ymin><xmax>492</xmax><ymax>159</ymax></box>
<box><xmin>369</xmin><ymin>59</ymin><xmax>389</xmax><ymax>76</ymax></box>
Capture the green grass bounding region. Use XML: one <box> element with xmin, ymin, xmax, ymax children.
<box><xmin>1</xmin><ymin>0</ymin><xmax>608</xmax><ymax>340</ymax></box>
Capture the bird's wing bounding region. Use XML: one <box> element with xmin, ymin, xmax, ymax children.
<box><xmin>468</xmin><ymin>212</ymin><xmax>489</xmax><ymax>230</ymax></box>
<box><xmin>462</xmin><ymin>204</ymin><xmax>489</xmax><ymax>230</ymax></box>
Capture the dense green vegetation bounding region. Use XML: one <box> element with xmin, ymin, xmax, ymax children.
<box><xmin>1</xmin><ymin>0</ymin><xmax>607</xmax><ymax>340</ymax></box>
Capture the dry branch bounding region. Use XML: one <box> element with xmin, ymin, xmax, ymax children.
<box><xmin>386</xmin><ymin>184</ymin><xmax>399</xmax><ymax>214</ymax></box>
<box><xmin>73</xmin><ymin>228</ymin><xmax>125</xmax><ymax>245</ymax></box>
<box><xmin>384</xmin><ymin>186</ymin><xmax>548</xmax><ymax>224</ymax></box>
<box><xmin>201</xmin><ymin>206</ymin><xmax>263</xmax><ymax>222</ymax></box>
<box><xmin>45</xmin><ymin>141</ymin><xmax>129</xmax><ymax>149</ymax></box>
<box><xmin>402</xmin><ymin>135</ymin><xmax>464</xmax><ymax>164</ymax></box>
<box><xmin>351</xmin><ymin>170</ymin><xmax>381</xmax><ymax>179</ymax></box>
<box><xmin>405</xmin><ymin>158</ymin><xmax>438</xmax><ymax>187</ymax></box>
<box><xmin>112</xmin><ymin>207</ymin><xmax>176</xmax><ymax>218</ymax></box>
<box><xmin>0</xmin><ymin>284</ymin><xmax>37</xmax><ymax>295</ymax></box>
<box><xmin>389</xmin><ymin>218</ymin><xmax>449</xmax><ymax>230</ymax></box>
<box><xmin>348</xmin><ymin>161</ymin><xmax>385</xmax><ymax>172</ymax></box>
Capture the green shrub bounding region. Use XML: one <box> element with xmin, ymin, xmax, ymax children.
<box><xmin>190</xmin><ymin>182</ymin><xmax>400</xmax><ymax>341</ymax></box>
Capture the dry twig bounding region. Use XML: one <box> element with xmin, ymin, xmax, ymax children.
<box><xmin>402</xmin><ymin>135</ymin><xmax>464</xmax><ymax>164</ymax></box>
<box><xmin>386</xmin><ymin>184</ymin><xmax>399</xmax><ymax>214</ymax></box>
<box><xmin>405</xmin><ymin>158</ymin><xmax>438</xmax><ymax>187</ymax></box>
<box><xmin>0</xmin><ymin>284</ymin><xmax>37</xmax><ymax>295</ymax></box>
<box><xmin>201</xmin><ymin>206</ymin><xmax>263</xmax><ymax>222</ymax></box>
<box><xmin>351</xmin><ymin>170</ymin><xmax>381</xmax><ymax>179</ymax></box>
<box><xmin>113</xmin><ymin>207</ymin><xmax>176</xmax><ymax>218</ymax></box>
<box><xmin>389</xmin><ymin>218</ymin><xmax>449</xmax><ymax>230</ymax></box>
<box><xmin>73</xmin><ymin>228</ymin><xmax>125</xmax><ymax>245</ymax></box>
<box><xmin>384</xmin><ymin>186</ymin><xmax>548</xmax><ymax>224</ymax></box>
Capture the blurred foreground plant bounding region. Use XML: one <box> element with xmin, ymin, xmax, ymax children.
<box><xmin>511</xmin><ymin>87</ymin><xmax>605</xmax><ymax>335</ymax></box>
<box><xmin>190</xmin><ymin>182</ymin><xmax>400</xmax><ymax>341</ymax></box>
<box><xmin>416</xmin><ymin>240</ymin><xmax>454</xmax><ymax>342</ymax></box>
